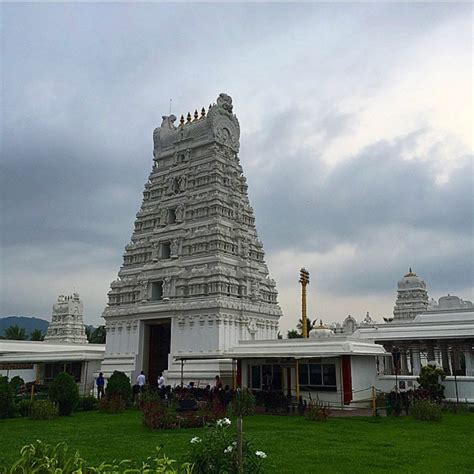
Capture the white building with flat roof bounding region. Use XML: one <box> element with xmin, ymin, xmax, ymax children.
<box><xmin>0</xmin><ymin>340</ymin><xmax>104</xmax><ymax>394</ymax></box>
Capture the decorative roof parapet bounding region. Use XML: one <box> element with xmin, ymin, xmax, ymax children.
<box><xmin>153</xmin><ymin>93</ymin><xmax>240</xmax><ymax>157</ymax></box>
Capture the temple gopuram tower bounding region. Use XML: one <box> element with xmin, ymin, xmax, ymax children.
<box><xmin>45</xmin><ymin>293</ymin><xmax>88</xmax><ymax>344</ymax></box>
<box><xmin>393</xmin><ymin>269</ymin><xmax>429</xmax><ymax>321</ymax></box>
<box><xmin>101</xmin><ymin>94</ymin><xmax>282</xmax><ymax>385</ymax></box>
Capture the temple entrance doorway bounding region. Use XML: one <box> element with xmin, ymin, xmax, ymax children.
<box><xmin>146</xmin><ymin>320</ymin><xmax>171</xmax><ymax>385</ymax></box>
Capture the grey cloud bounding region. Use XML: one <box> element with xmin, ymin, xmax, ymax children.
<box><xmin>247</xmin><ymin>118</ymin><xmax>473</xmax><ymax>254</ymax></box>
<box><xmin>1</xmin><ymin>2</ymin><xmax>472</xmax><ymax>322</ymax></box>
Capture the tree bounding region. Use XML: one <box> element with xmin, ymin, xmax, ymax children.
<box><xmin>3</xmin><ymin>325</ymin><xmax>27</xmax><ymax>340</ymax></box>
<box><xmin>49</xmin><ymin>372</ymin><xmax>79</xmax><ymax>416</ymax></box>
<box><xmin>287</xmin><ymin>319</ymin><xmax>317</xmax><ymax>338</ymax></box>
<box><xmin>229</xmin><ymin>389</ymin><xmax>256</xmax><ymax>473</ymax></box>
<box><xmin>30</xmin><ymin>329</ymin><xmax>44</xmax><ymax>341</ymax></box>
<box><xmin>86</xmin><ymin>325</ymin><xmax>106</xmax><ymax>344</ymax></box>
<box><xmin>85</xmin><ymin>326</ymin><xmax>93</xmax><ymax>341</ymax></box>
<box><xmin>90</xmin><ymin>326</ymin><xmax>106</xmax><ymax>344</ymax></box>
<box><xmin>417</xmin><ymin>364</ymin><xmax>446</xmax><ymax>402</ymax></box>
<box><xmin>0</xmin><ymin>376</ymin><xmax>14</xmax><ymax>419</ymax></box>
<box><xmin>106</xmin><ymin>371</ymin><xmax>132</xmax><ymax>404</ymax></box>
<box><xmin>9</xmin><ymin>376</ymin><xmax>24</xmax><ymax>395</ymax></box>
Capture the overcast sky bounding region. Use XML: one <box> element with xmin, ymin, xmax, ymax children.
<box><xmin>1</xmin><ymin>3</ymin><xmax>473</xmax><ymax>333</ymax></box>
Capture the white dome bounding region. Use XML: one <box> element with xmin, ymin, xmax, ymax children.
<box><xmin>309</xmin><ymin>320</ymin><xmax>334</xmax><ymax>339</ymax></box>
<box><xmin>397</xmin><ymin>269</ymin><xmax>426</xmax><ymax>290</ymax></box>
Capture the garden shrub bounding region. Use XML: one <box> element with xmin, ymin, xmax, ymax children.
<box><xmin>417</xmin><ymin>364</ymin><xmax>445</xmax><ymax>402</ymax></box>
<box><xmin>441</xmin><ymin>400</ymin><xmax>470</xmax><ymax>414</ymax></box>
<box><xmin>99</xmin><ymin>395</ymin><xmax>127</xmax><ymax>414</ymax></box>
<box><xmin>305</xmin><ymin>400</ymin><xmax>330</xmax><ymax>422</ymax></box>
<box><xmin>9</xmin><ymin>440</ymin><xmax>85</xmax><ymax>473</ymax></box>
<box><xmin>229</xmin><ymin>389</ymin><xmax>256</xmax><ymax>417</ymax></box>
<box><xmin>17</xmin><ymin>399</ymin><xmax>32</xmax><ymax>417</ymax></box>
<box><xmin>48</xmin><ymin>372</ymin><xmax>79</xmax><ymax>416</ymax></box>
<box><xmin>91</xmin><ymin>447</ymin><xmax>193</xmax><ymax>473</ymax></box>
<box><xmin>412</xmin><ymin>399</ymin><xmax>442</xmax><ymax>421</ymax></box>
<box><xmin>142</xmin><ymin>400</ymin><xmax>178</xmax><ymax>429</ymax></box>
<box><xmin>105</xmin><ymin>370</ymin><xmax>132</xmax><ymax>404</ymax></box>
<box><xmin>386</xmin><ymin>391</ymin><xmax>403</xmax><ymax>416</ymax></box>
<box><xmin>29</xmin><ymin>400</ymin><xmax>59</xmax><ymax>420</ymax></box>
<box><xmin>79</xmin><ymin>395</ymin><xmax>98</xmax><ymax>411</ymax></box>
<box><xmin>252</xmin><ymin>389</ymin><xmax>288</xmax><ymax>413</ymax></box>
<box><xmin>189</xmin><ymin>418</ymin><xmax>267</xmax><ymax>474</ymax></box>
<box><xmin>0</xmin><ymin>376</ymin><xmax>14</xmax><ymax>419</ymax></box>
<box><xmin>137</xmin><ymin>386</ymin><xmax>162</xmax><ymax>409</ymax></box>
<box><xmin>7</xmin><ymin>441</ymin><xmax>191</xmax><ymax>474</ymax></box>
<box><xmin>198</xmin><ymin>399</ymin><xmax>227</xmax><ymax>424</ymax></box>
<box><xmin>9</xmin><ymin>376</ymin><xmax>24</xmax><ymax>396</ymax></box>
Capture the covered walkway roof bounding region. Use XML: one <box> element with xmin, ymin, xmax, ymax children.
<box><xmin>175</xmin><ymin>337</ymin><xmax>387</xmax><ymax>361</ymax></box>
<box><xmin>0</xmin><ymin>340</ymin><xmax>105</xmax><ymax>363</ymax></box>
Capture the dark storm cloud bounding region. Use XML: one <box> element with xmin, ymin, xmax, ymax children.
<box><xmin>1</xmin><ymin>125</ymin><xmax>148</xmax><ymax>249</ymax></box>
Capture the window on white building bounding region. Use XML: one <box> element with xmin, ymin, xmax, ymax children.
<box><xmin>160</xmin><ymin>242</ymin><xmax>171</xmax><ymax>259</ymax></box>
<box><xmin>249</xmin><ymin>364</ymin><xmax>282</xmax><ymax>390</ymax></box>
<box><xmin>299</xmin><ymin>362</ymin><xmax>337</xmax><ymax>391</ymax></box>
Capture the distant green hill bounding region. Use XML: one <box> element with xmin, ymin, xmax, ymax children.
<box><xmin>0</xmin><ymin>316</ymin><xmax>49</xmax><ymax>338</ymax></box>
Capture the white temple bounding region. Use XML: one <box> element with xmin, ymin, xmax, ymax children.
<box><xmin>392</xmin><ymin>268</ymin><xmax>429</xmax><ymax>321</ymax></box>
<box><xmin>100</xmin><ymin>93</ymin><xmax>282</xmax><ymax>385</ymax></box>
<box><xmin>333</xmin><ymin>270</ymin><xmax>474</xmax><ymax>381</ymax></box>
<box><xmin>44</xmin><ymin>293</ymin><xmax>88</xmax><ymax>344</ymax></box>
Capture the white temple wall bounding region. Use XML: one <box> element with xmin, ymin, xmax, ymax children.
<box><xmin>350</xmin><ymin>356</ymin><xmax>378</xmax><ymax>403</ymax></box>
<box><xmin>375</xmin><ymin>375</ymin><xmax>474</xmax><ymax>402</ymax></box>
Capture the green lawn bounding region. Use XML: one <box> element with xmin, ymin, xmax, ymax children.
<box><xmin>1</xmin><ymin>410</ymin><xmax>473</xmax><ymax>473</ymax></box>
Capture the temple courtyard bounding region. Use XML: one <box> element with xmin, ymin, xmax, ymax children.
<box><xmin>1</xmin><ymin>410</ymin><xmax>473</xmax><ymax>472</ymax></box>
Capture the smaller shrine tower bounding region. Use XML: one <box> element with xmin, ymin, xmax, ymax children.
<box><xmin>44</xmin><ymin>293</ymin><xmax>88</xmax><ymax>344</ymax></box>
<box><xmin>393</xmin><ymin>269</ymin><xmax>429</xmax><ymax>321</ymax></box>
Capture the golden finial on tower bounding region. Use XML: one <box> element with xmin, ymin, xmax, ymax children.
<box><xmin>180</xmin><ymin>114</ymin><xmax>185</xmax><ymax>126</ymax></box>
<box><xmin>194</xmin><ymin>109</ymin><xmax>199</xmax><ymax>120</ymax></box>
<box><xmin>201</xmin><ymin>107</ymin><xmax>206</xmax><ymax>118</ymax></box>
<box><xmin>186</xmin><ymin>112</ymin><xmax>192</xmax><ymax>123</ymax></box>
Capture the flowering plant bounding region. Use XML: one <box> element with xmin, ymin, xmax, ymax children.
<box><xmin>216</xmin><ymin>417</ymin><xmax>231</xmax><ymax>427</ymax></box>
<box><xmin>188</xmin><ymin>418</ymin><xmax>266</xmax><ymax>473</ymax></box>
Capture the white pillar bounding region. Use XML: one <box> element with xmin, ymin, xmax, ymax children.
<box><xmin>412</xmin><ymin>349</ymin><xmax>422</xmax><ymax>376</ymax></box>
<box><xmin>401</xmin><ymin>351</ymin><xmax>408</xmax><ymax>375</ymax></box>
<box><xmin>464</xmin><ymin>350</ymin><xmax>473</xmax><ymax>376</ymax></box>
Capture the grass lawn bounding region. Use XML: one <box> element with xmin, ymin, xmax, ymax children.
<box><xmin>1</xmin><ymin>410</ymin><xmax>473</xmax><ymax>473</ymax></box>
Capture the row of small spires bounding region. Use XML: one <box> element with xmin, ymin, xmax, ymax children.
<box><xmin>179</xmin><ymin>104</ymin><xmax>213</xmax><ymax>126</ymax></box>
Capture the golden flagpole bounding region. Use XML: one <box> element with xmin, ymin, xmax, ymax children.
<box><xmin>299</xmin><ymin>268</ymin><xmax>310</xmax><ymax>338</ymax></box>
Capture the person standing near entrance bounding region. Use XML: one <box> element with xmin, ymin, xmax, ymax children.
<box><xmin>157</xmin><ymin>372</ymin><xmax>165</xmax><ymax>390</ymax></box>
<box><xmin>137</xmin><ymin>370</ymin><xmax>146</xmax><ymax>390</ymax></box>
<box><xmin>96</xmin><ymin>372</ymin><xmax>105</xmax><ymax>399</ymax></box>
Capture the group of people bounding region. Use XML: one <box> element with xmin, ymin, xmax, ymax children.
<box><xmin>96</xmin><ymin>371</ymin><xmax>232</xmax><ymax>405</ymax></box>
<box><xmin>133</xmin><ymin>370</ymin><xmax>165</xmax><ymax>393</ymax></box>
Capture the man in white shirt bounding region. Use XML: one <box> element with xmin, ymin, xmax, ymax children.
<box><xmin>157</xmin><ymin>373</ymin><xmax>165</xmax><ymax>389</ymax></box>
<box><xmin>137</xmin><ymin>371</ymin><xmax>146</xmax><ymax>388</ymax></box>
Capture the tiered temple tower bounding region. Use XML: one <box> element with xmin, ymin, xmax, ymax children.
<box><xmin>101</xmin><ymin>93</ymin><xmax>282</xmax><ymax>385</ymax></box>
<box><xmin>44</xmin><ymin>293</ymin><xmax>88</xmax><ymax>344</ymax></box>
<box><xmin>393</xmin><ymin>269</ymin><xmax>429</xmax><ymax>321</ymax></box>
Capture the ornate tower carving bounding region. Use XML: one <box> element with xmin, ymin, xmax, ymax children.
<box><xmin>393</xmin><ymin>269</ymin><xmax>429</xmax><ymax>321</ymax></box>
<box><xmin>45</xmin><ymin>293</ymin><xmax>88</xmax><ymax>344</ymax></box>
<box><xmin>101</xmin><ymin>93</ymin><xmax>282</xmax><ymax>383</ymax></box>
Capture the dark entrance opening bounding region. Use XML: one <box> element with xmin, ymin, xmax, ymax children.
<box><xmin>148</xmin><ymin>322</ymin><xmax>171</xmax><ymax>385</ymax></box>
